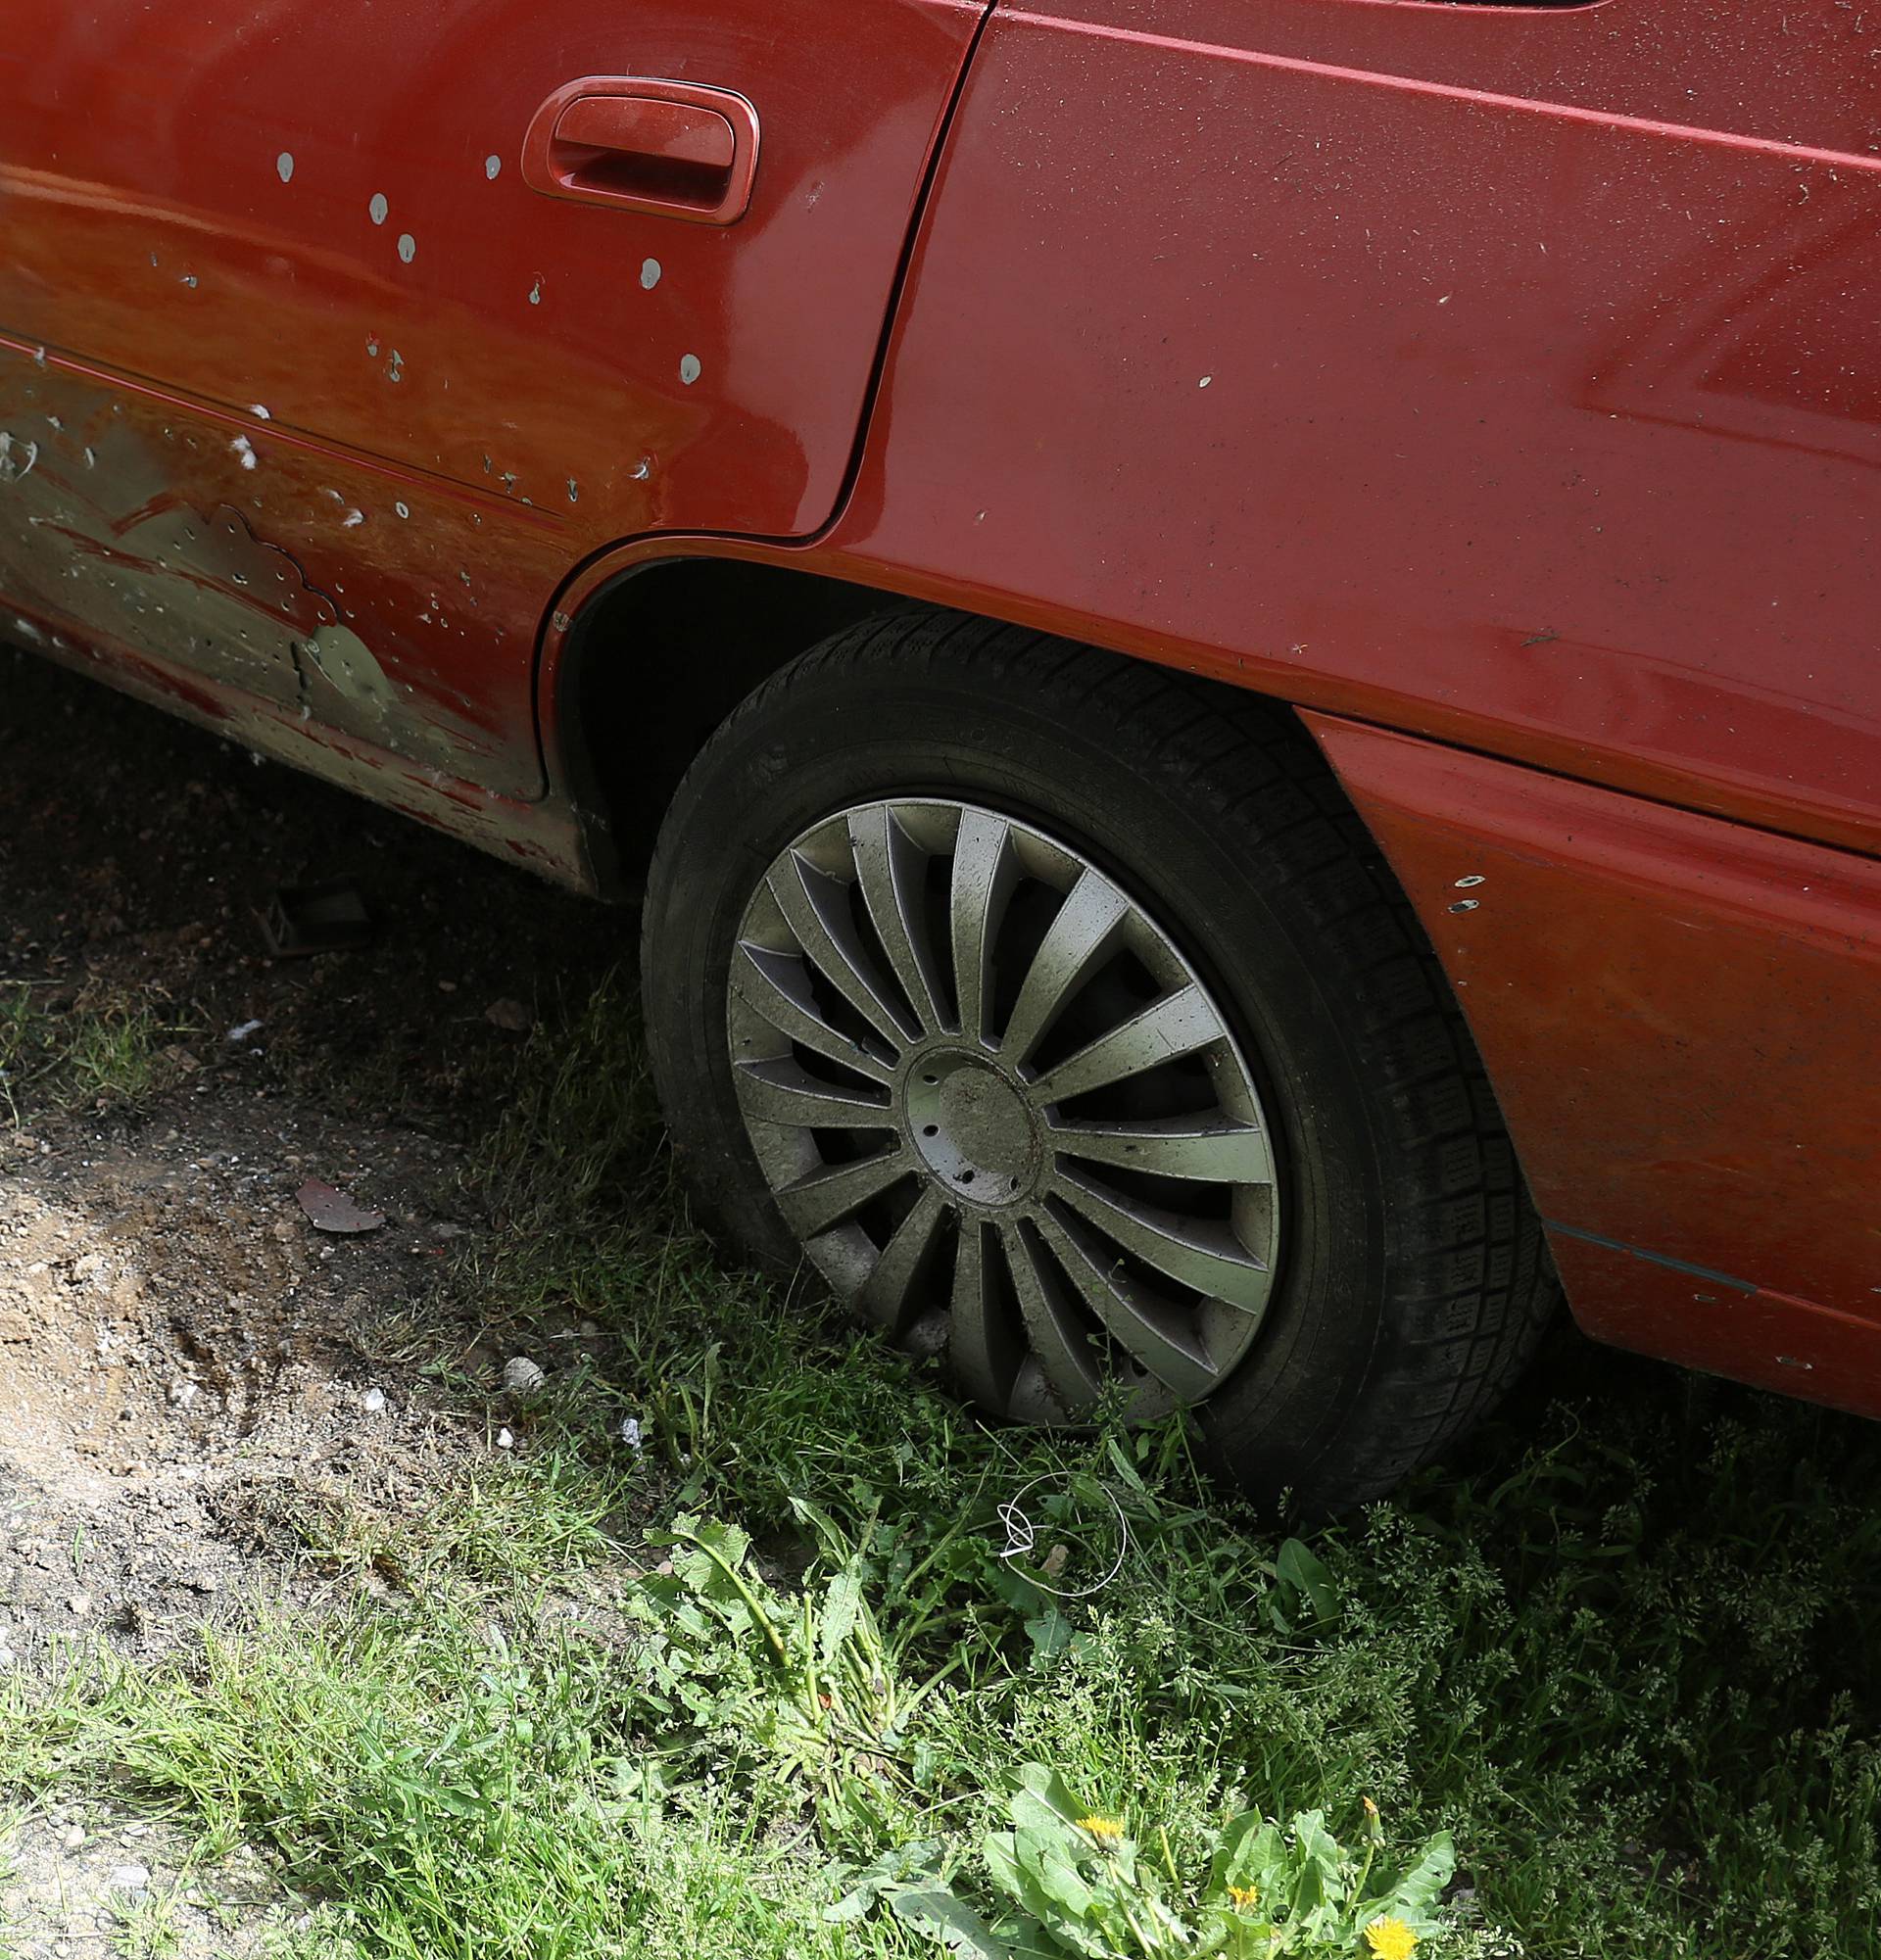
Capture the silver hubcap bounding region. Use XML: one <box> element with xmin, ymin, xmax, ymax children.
<box><xmin>726</xmin><ymin>799</ymin><xmax>1280</xmax><ymax>1419</ymax></box>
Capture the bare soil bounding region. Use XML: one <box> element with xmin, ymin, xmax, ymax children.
<box><xmin>0</xmin><ymin>645</ymin><xmax>622</xmax><ymax>1672</ymax></box>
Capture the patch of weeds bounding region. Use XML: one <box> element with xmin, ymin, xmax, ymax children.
<box><xmin>884</xmin><ymin>1766</ymin><xmax>1451</xmax><ymax>1959</ymax></box>
<box><xmin>207</xmin><ymin>1455</ymin><xmax>634</xmax><ymax>1591</ymax></box>
<box><xmin>0</xmin><ymin>980</ymin><xmax>183</xmax><ymax>1120</ymax></box>
<box><xmin>6</xmin><ymin>972</ymin><xmax>1881</xmax><ymax>1957</ymax></box>
<box><xmin>112</xmin><ymin>1886</ymin><xmax>183</xmax><ymax>1959</ymax></box>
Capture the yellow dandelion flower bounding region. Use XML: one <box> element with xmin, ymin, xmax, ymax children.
<box><xmin>1363</xmin><ymin>1796</ymin><xmax>1379</xmax><ymax>1819</ymax></box>
<box><xmin>1227</xmin><ymin>1884</ymin><xmax>1260</xmax><ymax>1910</ymax></box>
<box><xmin>1076</xmin><ymin>1815</ymin><xmax>1125</xmax><ymax>1843</ymax></box>
<box><xmin>1363</xmin><ymin>1916</ymin><xmax>1418</xmax><ymax>1960</ymax></box>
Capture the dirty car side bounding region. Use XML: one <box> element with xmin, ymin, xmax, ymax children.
<box><xmin>3</xmin><ymin>0</ymin><xmax>1878</xmax><ymax>1420</ymax></box>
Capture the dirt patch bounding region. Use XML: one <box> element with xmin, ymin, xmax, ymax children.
<box><xmin>0</xmin><ymin>1805</ymin><xmax>290</xmax><ymax>1957</ymax></box>
<box><xmin>0</xmin><ymin>645</ymin><xmax>623</xmax><ymax>1670</ymax></box>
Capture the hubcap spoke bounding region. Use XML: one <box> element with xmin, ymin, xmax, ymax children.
<box><xmin>733</xmin><ymin>1057</ymin><xmax>896</xmax><ymax>1130</ymax></box>
<box><xmin>1050</xmin><ymin>1166</ymin><xmax>1273</xmax><ymax>1315</ymax></box>
<box><xmin>1000</xmin><ymin>1218</ymin><xmax>1104</xmax><ymax>1411</ymax></box>
<box><xmin>770</xmin><ymin>848</ymin><xmax>917</xmax><ymax>1052</ymax></box>
<box><xmin>727</xmin><ymin>797</ymin><xmax>1281</xmax><ymax>1420</ymax></box>
<box><xmin>848</xmin><ymin>806</ymin><xmax>948</xmax><ymax>1038</ymax></box>
<box><xmin>857</xmin><ymin>1182</ymin><xmax>950</xmax><ymax>1335</ymax></box>
<box><xmin>997</xmin><ymin>868</ymin><xmax>1129</xmax><ymax>1069</ymax></box>
<box><xmin>1028</xmin><ymin>984</ymin><xmax>1225</xmax><ymax>1107</ymax></box>
<box><xmin>946</xmin><ymin>1217</ymin><xmax>1023</xmax><ymax>1410</ymax></box>
<box><xmin>732</xmin><ymin>942</ymin><xmax>894</xmax><ymax>1085</ymax></box>
<box><xmin>1049</xmin><ymin>1114</ymin><xmax>1273</xmax><ymax>1185</ymax></box>
<box><xmin>1035</xmin><ymin>1207</ymin><xmax>1221</xmax><ymax>1402</ymax></box>
<box><xmin>948</xmin><ymin>809</ymin><xmax>1017</xmax><ymax>1047</ymax></box>
<box><xmin>774</xmin><ymin>1147</ymin><xmax>913</xmax><ymax>1238</ymax></box>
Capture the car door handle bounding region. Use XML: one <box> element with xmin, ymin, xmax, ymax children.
<box><xmin>521</xmin><ymin>77</ymin><xmax>760</xmax><ymax>226</ymax></box>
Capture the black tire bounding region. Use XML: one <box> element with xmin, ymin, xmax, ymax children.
<box><xmin>640</xmin><ymin>607</ymin><xmax>1557</xmax><ymax>1512</ymax></box>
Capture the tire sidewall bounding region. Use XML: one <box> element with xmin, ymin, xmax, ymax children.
<box><xmin>643</xmin><ymin>652</ymin><xmax>1393</xmax><ymax>1496</ymax></box>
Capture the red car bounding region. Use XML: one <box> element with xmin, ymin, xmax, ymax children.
<box><xmin>3</xmin><ymin>1</ymin><xmax>1876</xmax><ymax>1508</ymax></box>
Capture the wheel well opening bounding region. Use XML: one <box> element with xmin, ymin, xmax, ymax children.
<box><xmin>557</xmin><ymin>558</ymin><xmax>902</xmax><ymax>896</ymax></box>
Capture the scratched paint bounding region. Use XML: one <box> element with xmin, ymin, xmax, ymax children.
<box><xmin>397</xmin><ymin>233</ymin><xmax>417</xmax><ymax>264</ymax></box>
<box><xmin>679</xmin><ymin>354</ymin><xmax>701</xmax><ymax>385</ymax></box>
<box><xmin>276</xmin><ymin>152</ymin><xmax>295</xmax><ymax>184</ymax></box>
<box><xmin>0</xmin><ymin>360</ymin><xmax>471</xmax><ymax>773</ymax></box>
<box><xmin>368</xmin><ymin>192</ymin><xmax>389</xmax><ymax>225</ymax></box>
<box><xmin>640</xmin><ymin>258</ymin><xmax>661</xmax><ymax>291</ymax></box>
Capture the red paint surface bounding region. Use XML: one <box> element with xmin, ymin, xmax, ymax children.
<box><xmin>0</xmin><ymin>0</ymin><xmax>985</xmax><ymax>797</ymax></box>
<box><xmin>835</xmin><ymin>0</ymin><xmax>1881</xmax><ymax>855</ymax></box>
<box><xmin>1305</xmin><ymin>711</ymin><xmax>1881</xmax><ymax>1411</ymax></box>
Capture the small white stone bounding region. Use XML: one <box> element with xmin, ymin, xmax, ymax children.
<box><xmin>501</xmin><ymin>1357</ymin><xmax>545</xmax><ymax>1394</ymax></box>
<box><xmin>66</xmin><ymin>1592</ymin><xmax>92</xmax><ymax>1617</ymax></box>
<box><xmin>361</xmin><ymin>1387</ymin><xmax>386</xmax><ymax>1413</ymax></box>
<box><xmin>619</xmin><ymin>1415</ymin><xmax>643</xmax><ymax>1453</ymax></box>
<box><xmin>495</xmin><ymin>1427</ymin><xmax>513</xmax><ymax>1450</ymax></box>
<box><xmin>62</xmin><ymin>1824</ymin><xmax>86</xmax><ymax>1849</ymax></box>
<box><xmin>110</xmin><ymin>1864</ymin><xmax>151</xmax><ymax>1891</ymax></box>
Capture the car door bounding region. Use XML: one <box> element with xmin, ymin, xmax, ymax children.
<box><xmin>0</xmin><ymin>0</ymin><xmax>985</xmax><ymax>799</ymax></box>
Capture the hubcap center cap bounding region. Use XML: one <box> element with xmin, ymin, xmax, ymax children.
<box><xmin>907</xmin><ymin>1054</ymin><xmax>1035</xmax><ymax>1201</ymax></box>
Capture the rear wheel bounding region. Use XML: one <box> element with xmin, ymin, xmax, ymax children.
<box><xmin>641</xmin><ymin>608</ymin><xmax>1556</xmax><ymax>1510</ymax></box>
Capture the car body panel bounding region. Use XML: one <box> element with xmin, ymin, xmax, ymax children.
<box><xmin>827</xmin><ymin>0</ymin><xmax>1881</xmax><ymax>855</ymax></box>
<box><xmin>1304</xmin><ymin>709</ymin><xmax>1881</xmax><ymax>1411</ymax></box>
<box><xmin>0</xmin><ymin>0</ymin><xmax>986</xmax><ymax>796</ymax></box>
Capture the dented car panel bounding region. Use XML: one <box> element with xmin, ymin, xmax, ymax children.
<box><xmin>0</xmin><ymin>0</ymin><xmax>988</xmax><ymax>797</ymax></box>
<box><xmin>0</xmin><ymin>352</ymin><xmax>533</xmax><ymax>784</ymax></box>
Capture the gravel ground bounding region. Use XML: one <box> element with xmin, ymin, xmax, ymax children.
<box><xmin>0</xmin><ymin>1806</ymin><xmax>287</xmax><ymax>1958</ymax></box>
<box><xmin>1</xmin><ymin>645</ymin><xmax>631</xmax><ymax>1946</ymax></box>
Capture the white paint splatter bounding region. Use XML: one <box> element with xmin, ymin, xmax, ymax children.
<box><xmin>369</xmin><ymin>192</ymin><xmax>388</xmax><ymax>225</ymax></box>
<box><xmin>342</xmin><ymin>508</ymin><xmax>364</xmax><ymax>528</ymax></box>
<box><xmin>276</xmin><ymin>151</ymin><xmax>294</xmax><ymax>184</ymax></box>
<box><xmin>640</xmin><ymin>258</ymin><xmax>661</xmax><ymax>291</ymax></box>
<box><xmin>397</xmin><ymin>232</ymin><xmax>416</xmax><ymax>264</ymax></box>
<box><xmin>230</xmin><ymin>434</ymin><xmax>258</xmax><ymax>470</ymax></box>
<box><xmin>394</xmin><ymin>501</ymin><xmax>410</xmax><ymax>519</ymax></box>
<box><xmin>1198</xmin><ymin>375</ymin><xmax>1212</xmax><ymax>388</ymax></box>
<box><xmin>679</xmin><ymin>354</ymin><xmax>701</xmax><ymax>385</ymax></box>
<box><xmin>566</xmin><ymin>478</ymin><xmax>578</xmax><ymax>502</ymax></box>
<box><xmin>528</xmin><ymin>278</ymin><xmax>542</xmax><ymax>306</ymax></box>
<box><xmin>485</xmin><ymin>154</ymin><xmax>502</xmax><ymax>180</ymax></box>
<box><xmin>249</xmin><ymin>404</ymin><xmax>271</xmax><ymax>420</ymax></box>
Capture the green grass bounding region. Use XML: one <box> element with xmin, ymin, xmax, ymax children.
<box><xmin>0</xmin><ymin>981</ymin><xmax>180</xmax><ymax>1120</ymax></box>
<box><xmin>5</xmin><ymin>976</ymin><xmax>1880</xmax><ymax>1957</ymax></box>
